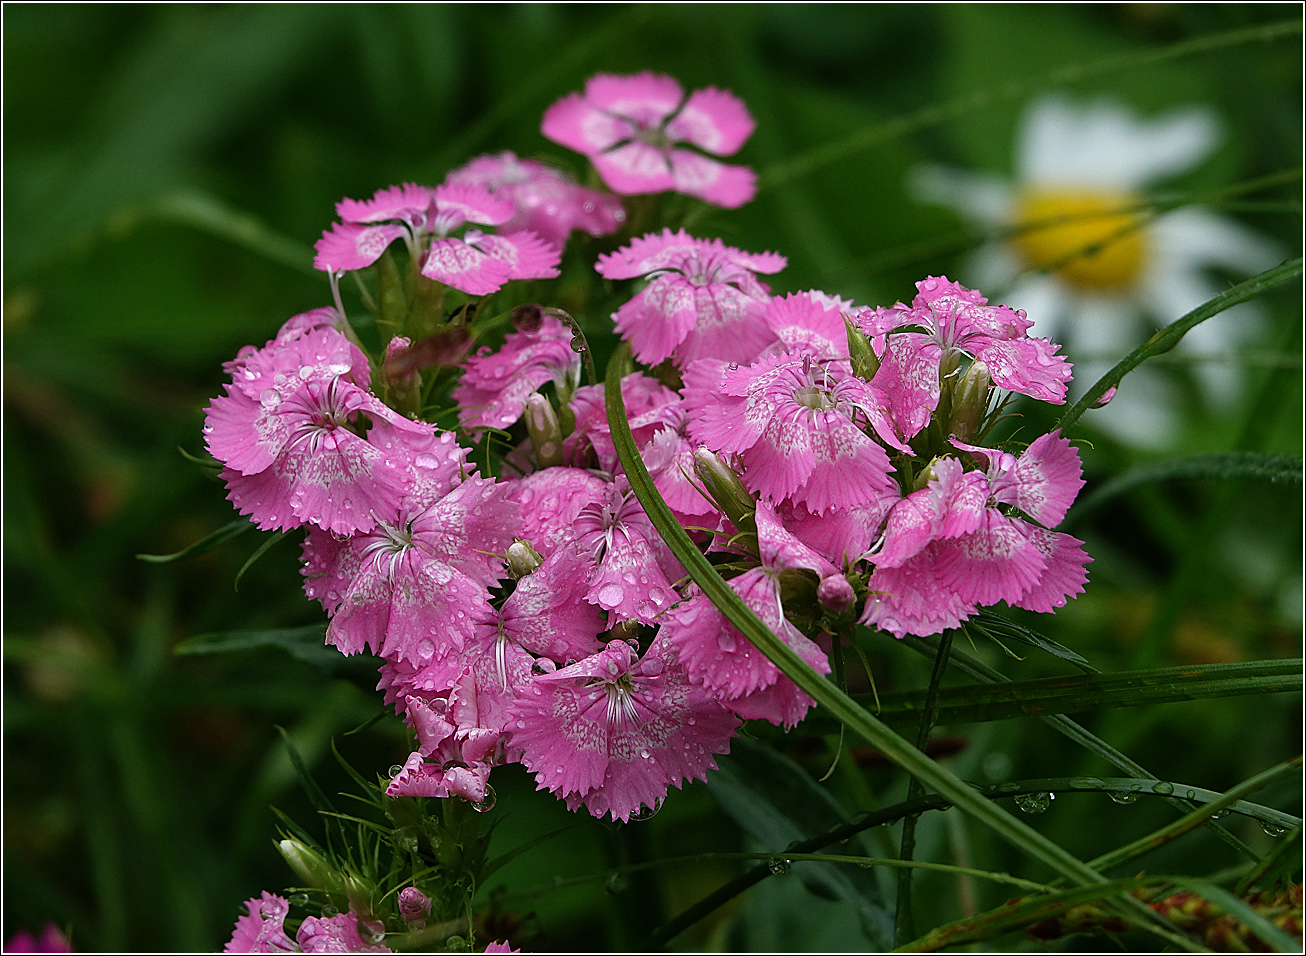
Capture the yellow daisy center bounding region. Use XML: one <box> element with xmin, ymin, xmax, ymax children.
<box><xmin>1011</xmin><ymin>190</ymin><xmax>1148</xmax><ymax>292</ymax></box>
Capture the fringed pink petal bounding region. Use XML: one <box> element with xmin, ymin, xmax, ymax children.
<box><xmin>1013</xmin><ymin>528</ymin><xmax>1092</xmax><ymax>613</ymax></box>
<box><xmin>592</xmin><ymin>141</ymin><xmax>676</xmax><ymax>195</ymax></box>
<box><xmin>421</xmin><ymin>237</ymin><xmax>513</xmax><ymax>295</ymax></box>
<box><xmin>313</xmin><ymin>221</ymin><xmax>407</xmax><ymax>272</ymax></box>
<box><xmin>541</xmin><ymin>91</ymin><xmax>632</xmax><ymax>153</ymax></box>
<box><xmin>666</xmin><ymin>87</ymin><xmax>755</xmax><ymax>155</ymax></box>
<box><xmin>667</xmin><ymin>150</ymin><xmax>757</xmax><ymax>208</ymax></box>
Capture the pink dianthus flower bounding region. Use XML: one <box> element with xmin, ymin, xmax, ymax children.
<box><xmin>685</xmin><ymin>349</ymin><xmax>902</xmax><ymax>514</ymax></box>
<box><xmin>861</xmin><ymin>432</ymin><xmax>1091</xmax><ymax>637</ymax></box>
<box><xmin>852</xmin><ymin>276</ymin><xmax>1073</xmax><ymax>440</ymax></box>
<box><xmin>542</xmin><ymin>72</ymin><xmax>757</xmax><ymax>207</ymax></box>
<box><xmin>452</xmin><ymin>310</ymin><xmax>581</xmax><ymax>431</ymax></box>
<box><xmin>508</xmin><ymin>635</ymin><xmax>739</xmax><ymax>822</ymax></box>
<box><xmin>596</xmin><ymin>230</ymin><xmax>785</xmax><ymax>367</ymax></box>
<box><xmin>446</xmin><ymin>151</ymin><xmax>625</xmax><ymax>249</ymax></box>
<box><xmin>313</xmin><ymin>182</ymin><xmax>560</xmax><ymax>297</ymax></box>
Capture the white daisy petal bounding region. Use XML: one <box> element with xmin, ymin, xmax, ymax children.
<box><xmin>1150</xmin><ymin>207</ymin><xmax>1284</xmax><ymax>275</ymax></box>
<box><xmin>910</xmin><ymin>164</ymin><xmax>1014</xmax><ymax>226</ymax></box>
<box><xmin>1020</xmin><ymin>95</ymin><xmax>1220</xmax><ymax>191</ymax></box>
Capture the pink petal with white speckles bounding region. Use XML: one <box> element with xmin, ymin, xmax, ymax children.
<box><xmin>613</xmin><ymin>275</ymin><xmax>700</xmax><ymax>366</ymax></box>
<box><xmin>1013</xmin><ymin>527</ymin><xmax>1091</xmax><ymax>613</ymax></box>
<box><xmin>313</xmin><ymin>221</ymin><xmax>407</xmax><ymax>272</ymax></box>
<box><xmin>433</xmin><ymin>181</ymin><xmax>514</xmax><ymax>227</ymax></box>
<box><xmin>468</xmin><ymin>230</ymin><xmax>561</xmax><ymax>281</ymax></box>
<box><xmin>540</xmin><ymin>91</ymin><xmax>633</xmax><ymax>154</ymax></box>
<box><xmin>421</xmin><ymin>237</ymin><xmax>514</xmax><ymax>295</ymax></box>
<box><xmin>336</xmin><ymin>183</ymin><xmax>435</xmax><ymax>225</ymax></box>
<box><xmin>584</xmin><ymin>72</ymin><xmax>684</xmax><ymax>123</ymax></box>
<box><xmin>667</xmin><ymin>150</ymin><xmax>757</xmax><ymax>208</ymax></box>
<box><xmin>1007</xmin><ymin>431</ymin><xmax>1084</xmax><ymax>526</ymax></box>
<box><xmin>409</xmin><ymin>476</ymin><xmax>519</xmax><ymax>587</ymax></box>
<box><xmin>666</xmin><ymin>87</ymin><xmax>755</xmax><ymax>155</ymax></box>
<box><xmin>592</xmin><ymin>141</ymin><xmax>676</xmax><ymax>196</ymax></box>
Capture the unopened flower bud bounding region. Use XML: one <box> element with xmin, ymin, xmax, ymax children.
<box><xmin>844</xmin><ymin>315</ymin><xmax>880</xmax><ymax>381</ymax></box>
<box><xmin>398</xmin><ymin>887</ymin><xmax>432</xmax><ymax>927</ymax></box>
<box><xmin>692</xmin><ymin>447</ymin><xmax>756</xmax><ymax>533</ymax></box>
<box><xmin>278</xmin><ymin>838</ymin><xmax>346</xmax><ymax>898</ymax></box>
<box><xmin>383</xmin><ymin>336</ymin><xmax>423</xmax><ymax>418</ymax></box>
<box><xmin>949</xmin><ymin>361</ymin><xmax>992</xmax><ymax>441</ymax></box>
<box><xmin>817</xmin><ymin>573</ymin><xmax>855</xmax><ymax>613</ymax></box>
<box><xmin>524</xmin><ymin>393</ymin><xmax>564</xmax><ymax>468</ymax></box>
<box><xmin>506</xmin><ymin>539</ymin><xmax>543</xmax><ymax>579</ymax></box>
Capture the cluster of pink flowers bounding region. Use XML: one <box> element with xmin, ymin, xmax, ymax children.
<box><xmin>218</xmin><ymin>71</ymin><xmax>1091</xmax><ymax>953</ymax></box>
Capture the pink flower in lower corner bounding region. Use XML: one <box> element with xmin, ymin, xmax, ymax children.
<box><xmin>542</xmin><ymin>72</ymin><xmax>757</xmax><ymax>207</ymax></box>
<box><xmin>225</xmin><ymin>893</ymin><xmax>391</xmax><ymax>954</ymax></box>
<box><xmin>509</xmin><ymin>635</ymin><xmax>739</xmax><ymax>822</ymax></box>
<box><xmin>5</xmin><ymin>923</ymin><xmax>73</xmax><ymax>953</ymax></box>
<box><xmin>596</xmin><ymin>229</ymin><xmax>785</xmax><ymax>366</ymax></box>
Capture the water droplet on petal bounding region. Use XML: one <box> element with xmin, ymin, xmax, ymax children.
<box><xmin>597</xmin><ymin>583</ymin><xmax>625</xmax><ymax>607</ymax></box>
<box><xmin>471</xmin><ymin>785</ymin><xmax>497</xmax><ymax>813</ymax></box>
<box><xmin>389</xmin><ymin>764</ymin><xmax>405</xmax><ymax>778</ymax></box>
<box><xmin>630</xmin><ymin>798</ymin><xmax>664</xmax><ymax>822</ymax></box>
<box><xmin>260</xmin><ymin>388</ymin><xmax>282</xmax><ymax>409</ymax></box>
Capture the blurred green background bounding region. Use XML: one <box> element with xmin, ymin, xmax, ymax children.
<box><xmin>4</xmin><ymin>4</ymin><xmax>1301</xmax><ymax>952</ymax></box>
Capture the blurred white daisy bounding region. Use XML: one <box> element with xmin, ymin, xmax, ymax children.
<box><xmin>914</xmin><ymin>93</ymin><xmax>1282</xmax><ymax>446</ymax></box>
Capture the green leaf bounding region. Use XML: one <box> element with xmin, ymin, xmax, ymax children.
<box><xmin>603</xmin><ymin>347</ymin><xmax>1199</xmax><ymax>950</ymax></box>
<box><xmin>277</xmin><ymin>725</ymin><xmax>337</xmax><ymax>816</ymax></box>
<box><xmin>148</xmin><ymin>189</ymin><xmax>316</xmax><ymax>274</ymax></box>
<box><xmin>136</xmin><ymin>517</ymin><xmax>250</xmax><ymax>563</ymax></box>
<box><xmin>234</xmin><ymin>530</ymin><xmax>287</xmax><ymax>592</ymax></box>
<box><xmin>1069</xmin><ymin>452</ymin><xmax>1304</xmax><ymax>523</ymax></box>
<box><xmin>866</xmin><ymin>659</ymin><xmax>1303</xmax><ymax>726</ymax></box>
<box><xmin>707</xmin><ymin>738</ymin><xmax>893</xmax><ymax>948</ymax></box>
<box><xmin>967</xmin><ymin>610</ymin><xmax>1094</xmax><ymax>669</ymax></box>
<box><xmin>1057</xmin><ymin>258</ymin><xmax>1304</xmax><ymax>433</ymax></box>
<box><xmin>1237</xmin><ymin>826</ymin><xmax>1303</xmax><ymax>894</ymax></box>
<box><xmin>174</xmin><ymin>624</ymin><xmax>341</xmax><ymax>669</ymax></box>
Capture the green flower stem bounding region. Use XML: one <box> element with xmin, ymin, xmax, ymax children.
<box><xmin>901</xmin><ymin>634</ymin><xmax>1261</xmax><ymax>861</ymax></box>
<box><xmin>895</xmin><ymin>631</ymin><xmax>955</xmax><ymax>945</ymax></box>
<box><xmin>604</xmin><ymin>349</ymin><xmax>1194</xmax><ymax>950</ymax></box>
<box><xmin>1056</xmin><ymin>257</ymin><xmax>1304</xmax><ymax>433</ymax></box>
<box><xmin>1081</xmin><ymin>757</ymin><xmax>1303</xmax><ymax>876</ymax></box>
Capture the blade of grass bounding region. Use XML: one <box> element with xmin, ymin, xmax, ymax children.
<box><xmin>762</xmin><ymin>18</ymin><xmax>1303</xmax><ymax>190</ymax></box>
<box><xmin>896</xmin><ymin>631</ymin><xmax>954</xmax><ymax>945</ymax></box>
<box><xmin>898</xmin><ymin>877</ymin><xmax>1157</xmax><ymax>952</ymax></box>
<box><xmin>1056</xmin><ymin>258</ymin><xmax>1303</xmax><ymax>433</ymax></box>
<box><xmin>866</xmin><ymin>659</ymin><xmax>1303</xmax><ymax>725</ymax></box>
<box><xmin>901</xmin><ymin>633</ymin><xmax>1262</xmax><ymax>861</ymax></box>
<box><xmin>1067</xmin><ymin>452</ymin><xmax>1303</xmax><ymax>525</ymax></box>
<box><xmin>135</xmin><ymin>517</ymin><xmax>250</xmax><ymax>563</ymax></box>
<box><xmin>605</xmin><ymin>350</ymin><xmax>1198</xmax><ymax>950</ymax></box>
<box><xmin>1083</xmin><ymin>758</ymin><xmax>1302</xmax><ymax>875</ymax></box>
